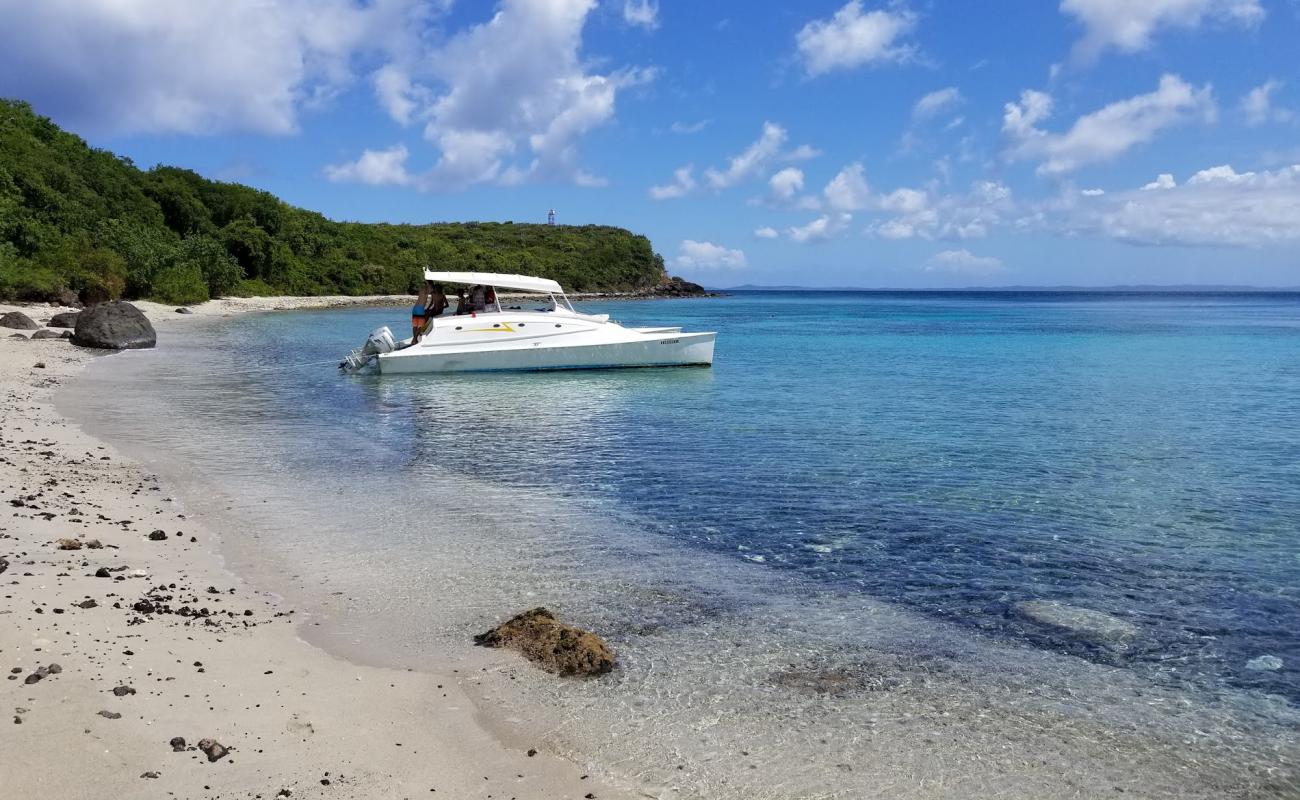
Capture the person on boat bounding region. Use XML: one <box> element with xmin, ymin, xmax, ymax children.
<box><xmin>469</xmin><ymin>284</ymin><xmax>488</xmax><ymax>312</ymax></box>
<box><xmin>484</xmin><ymin>286</ymin><xmax>497</xmax><ymax>310</ymax></box>
<box><xmin>454</xmin><ymin>287</ymin><xmax>468</xmax><ymax>315</ymax></box>
<box><xmin>427</xmin><ymin>283</ymin><xmax>449</xmax><ymax>318</ymax></box>
<box><xmin>411</xmin><ymin>282</ymin><xmax>431</xmax><ymax>343</ymax></box>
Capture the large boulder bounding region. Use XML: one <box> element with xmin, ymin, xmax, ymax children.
<box><xmin>1</xmin><ymin>311</ymin><xmax>39</xmax><ymax>330</ymax></box>
<box><xmin>474</xmin><ymin>607</ymin><xmax>615</xmax><ymax>676</ymax></box>
<box><xmin>48</xmin><ymin>311</ymin><xmax>80</xmax><ymax>328</ymax></box>
<box><xmin>72</xmin><ymin>301</ymin><xmax>156</xmax><ymax>350</ymax></box>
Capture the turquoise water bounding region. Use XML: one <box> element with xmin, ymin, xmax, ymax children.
<box><xmin>66</xmin><ymin>291</ymin><xmax>1300</xmax><ymax>797</ymax></box>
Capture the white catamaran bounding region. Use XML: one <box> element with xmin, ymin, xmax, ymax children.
<box><xmin>341</xmin><ymin>270</ymin><xmax>716</xmax><ymax>374</ymax></box>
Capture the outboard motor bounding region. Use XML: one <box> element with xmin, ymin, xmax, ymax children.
<box><xmin>339</xmin><ymin>326</ymin><xmax>397</xmax><ymax>372</ymax></box>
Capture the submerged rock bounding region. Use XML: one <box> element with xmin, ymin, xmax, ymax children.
<box><xmin>72</xmin><ymin>301</ymin><xmax>156</xmax><ymax>350</ymax></box>
<box><xmin>1014</xmin><ymin>600</ymin><xmax>1139</xmax><ymax>651</ymax></box>
<box><xmin>0</xmin><ymin>311</ymin><xmax>39</xmax><ymax>330</ymax></box>
<box><xmin>1246</xmin><ymin>655</ymin><xmax>1283</xmax><ymax>672</ymax></box>
<box><xmin>474</xmin><ymin>607</ymin><xmax>615</xmax><ymax>676</ymax></box>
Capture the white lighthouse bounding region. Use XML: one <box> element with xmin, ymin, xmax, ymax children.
<box><xmin>547</xmin><ymin>208</ymin><xmax>556</xmax><ymax>226</ymax></box>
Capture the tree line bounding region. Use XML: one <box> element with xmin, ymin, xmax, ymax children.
<box><xmin>0</xmin><ymin>99</ymin><xmax>667</xmax><ymax>305</ymax></box>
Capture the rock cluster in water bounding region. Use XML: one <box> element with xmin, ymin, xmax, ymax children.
<box><xmin>474</xmin><ymin>607</ymin><xmax>615</xmax><ymax>676</ymax></box>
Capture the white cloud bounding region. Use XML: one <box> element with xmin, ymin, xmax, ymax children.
<box><xmin>674</xmin><ymin>240</ymin><xmax>747</xmax><ymax>269</ymax></box>
<box><xmin>1240</xmin><ymin>80</ymin><xmax>1293</xmax><ymax>126</ymax></box>
<box><xmin>823</xmin><ymin>162</ymin><xmax>872</xmax><ymax>211</ymax></box>
<box><xmin>324</xmin><ymin>143</ymin><xmax>414</xmax><ymax>185</ymax></box>
<box><xmin>1001</xmin><ymin>89</ymin><xmax>1053</xmax><ymax>139</ymax></box>
<box><xmin>372</xmin><ymin>64</ymin><xmax>426</xmax><ymax>127</ymax></box>
<box><xmin>704</xmin><ymin>122</ymin><xmax>788</xmax><ymax>189</ymax></box>
<box><xmin>1003</xmin><ymin>74</ymin><xmax>1215</xmax><ymax>175</ymax></box>
<box><xmin>870</xmin><ymin>180</ymin><xmax>1014</xmax><ymax>240</ymax></box>
<box><xmin>913</xmin><ymin>87</ymin><xmax>963</xmax><ymax>119</ymax></box>
<box><xmin>787</xmin><ymin>213</ymin><xmax>853</xmax><ymax>243</ymax></box>
<box><xmin>670</xmin><ymin>120</ymin><xmax>710</xmax><ymax>134</ymax></box>
<box><xmin>1065</xmin><ymin>164</ymin><xmax>1300</xmax><ymax>247</ymax></box>
<box><xmin>782</xmin><ymin>144</ymin><xmax>823</xmax><ymax>162</ymax></box>
<box><xmin>754</xmin><ymin>226</ymin><xmax>780</xmax><ymax>239</ymax></box>
<box><xmin>623</xmin><ymin>0</ymin><xmax>659</xmax><ymax>30</ymax></box>
<box><xmin>769</xmin><ymin>168</ymin><xmax>805</xmax><ymax>200</ymax></box>
<box><xmin>1143</xmin><ymin>173</ymin><xmax>1177</xmax><ymax>190</ymax></box>
<box><xmin>923</xmin><ymin>249</ymin><xmax>1005</xmax><ymax>275</ymax></box>
<box><xmin>795</xmin><ymin>1</ymin><xmax>917</xmax><ymax>76</ymax></box>
<box><xmin>337</xmin><ymin>0</ymin><xmax>655</xmax><ymax>190</ymax></box>
<box><xmin>0</xmin><ymin>0</ymin><xmax>434</xmax><ymax>135</ymax></box>
<box><xmin>649</xmin><ymin>165</ymin><xmax>696</xmax><ymax>200</ymax></box>
<box><xmin>1081</xmin><ymin>188</ymin><xmax>1106</xmax><ymax>196</ymax></box>
<box><xmin>1061</xmin><ymin>0</ymin><xmax>1264</xmax><ymax>64</ymax></box>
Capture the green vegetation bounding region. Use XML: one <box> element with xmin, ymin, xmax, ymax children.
<box><xmin>0</xmin><ymin>100</ymin><xmax>667</xmax><ymax>304</ymax></box>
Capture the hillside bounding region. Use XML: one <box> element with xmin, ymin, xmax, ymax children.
<box><xmin>0</xmin><ymin>100</ymin><xmax>667</xmax><ymax>305</ymax></box>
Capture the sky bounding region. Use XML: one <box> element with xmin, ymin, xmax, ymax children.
<box><xmin>1</xmin><ymin>0</ymin><xmax>1298</xmax><ymax>288</ymax></box>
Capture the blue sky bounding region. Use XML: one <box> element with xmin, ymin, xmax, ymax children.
<box><xmin>2</xmin><ymin>0</ymin><xmax>1298</xmax><ymax>287</ymax></box>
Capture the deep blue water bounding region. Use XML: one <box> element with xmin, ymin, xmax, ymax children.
<box><xmin>87</xmin><ymin>292</ymin><xmax>1300</xmax><ymax>703</ymax></box>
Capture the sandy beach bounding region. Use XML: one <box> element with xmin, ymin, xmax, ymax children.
<box><xmin>1</xmin><ymin>297</ymin><xmax>639</xmax><ymax>799</ymax></box>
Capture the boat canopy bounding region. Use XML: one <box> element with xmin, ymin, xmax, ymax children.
<box><xmin>423</xmin><ymin>270</ymin><xmax>562</xmax><ymax>294</ymax></box>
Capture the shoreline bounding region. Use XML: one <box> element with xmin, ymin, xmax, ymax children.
<box><xmin>0</xmin><ymin>297</ymin><xmax>641</xmax><ymax>799</ymax></box>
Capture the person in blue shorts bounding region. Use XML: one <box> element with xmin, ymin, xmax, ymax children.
<box><xmin>411</xmin><ymin>281</ymin><xmax>448</xmax><ymax>344</ymax></box>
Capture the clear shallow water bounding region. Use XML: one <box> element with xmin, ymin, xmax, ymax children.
<box><xmin>64</xmin><ymin>292</ymin><xmax>1300</xmax><ymax>798</ymax></box>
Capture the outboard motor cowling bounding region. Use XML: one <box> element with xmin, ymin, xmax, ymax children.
<box><xmin>364</xmin><ymin>326</ymin><xmax>397</xmax><ymax>356</ymax></box>
<box><xmin>340</xmin><ymin>325</ymin><xmax>397</xmax><ymax>372</ymax></box>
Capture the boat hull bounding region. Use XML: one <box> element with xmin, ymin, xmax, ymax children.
<box><xmin>377</xmin><ymin>331</ymin><xmax>715</xmax><ymax>374</ymax></box>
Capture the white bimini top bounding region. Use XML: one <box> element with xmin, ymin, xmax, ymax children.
<box><xmin>423</xmin><ymin>270</ymin><xmax>562</xmax><ymax>294</ymax></box>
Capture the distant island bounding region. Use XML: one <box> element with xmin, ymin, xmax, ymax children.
<box><xmin>0</xmin><ymin>100</ymin><xmax>672</xmax><ymax>306</ymax></box>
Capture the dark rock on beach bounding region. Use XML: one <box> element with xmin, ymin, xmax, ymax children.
<box><xmin>198</xmin><ymin>738</ymin><xmax>229</xmax><ymax>762</ymax></box>
<box><xmin>30</xmin><ymin>329</ymin><xmax>66</xmax><ymax>340</ymax></box>
<box><xmin>48</xmin><ymin>311</ymin><xmax>80</xmax><ymax>328</ymax></box>
<box><xmin>72</xmin><ymin>301</ymin><xmax>156</xmax><ymax>350</ymax></box>
<box><xmin>24</xmin><ymin>664</ymin><xmax>61</xmax><ymax>684</ymax></box>
<box><xmin>148</xmin><ymin>529</ymin><xmax>168</xmax><ymax>541</ymax></box>
<box><xmin>112</xmin><ymin>685</ymin><xmax>136</xmax><ymax>696</ymax></box>
<box><xmin>169</xmin><ymin>736</ymin><xmax>187</xmax><ymax>751</ymax></box>
<box><xmin>175</xmin><ymin>307</ymin><xmax>193</xmax><ymax>314</ymax></box>
<box><xmin>474</xmin><ymin>607</ymin><xmax>615</xmax><ymax>676</ymax></box>
<box><xmin>97</xmin><ymin>710</ymin><xmax>122</xmax><ymax>719</ymax></box>
<box><xmin>1</xmin><ymin>311</ymin><xmax>39</xmax><ymax>330</ymax></box>
<box><xmin>0</xmin><ymin>557</ymin><xmax>7</xmax><ymax>574</ymax></box>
